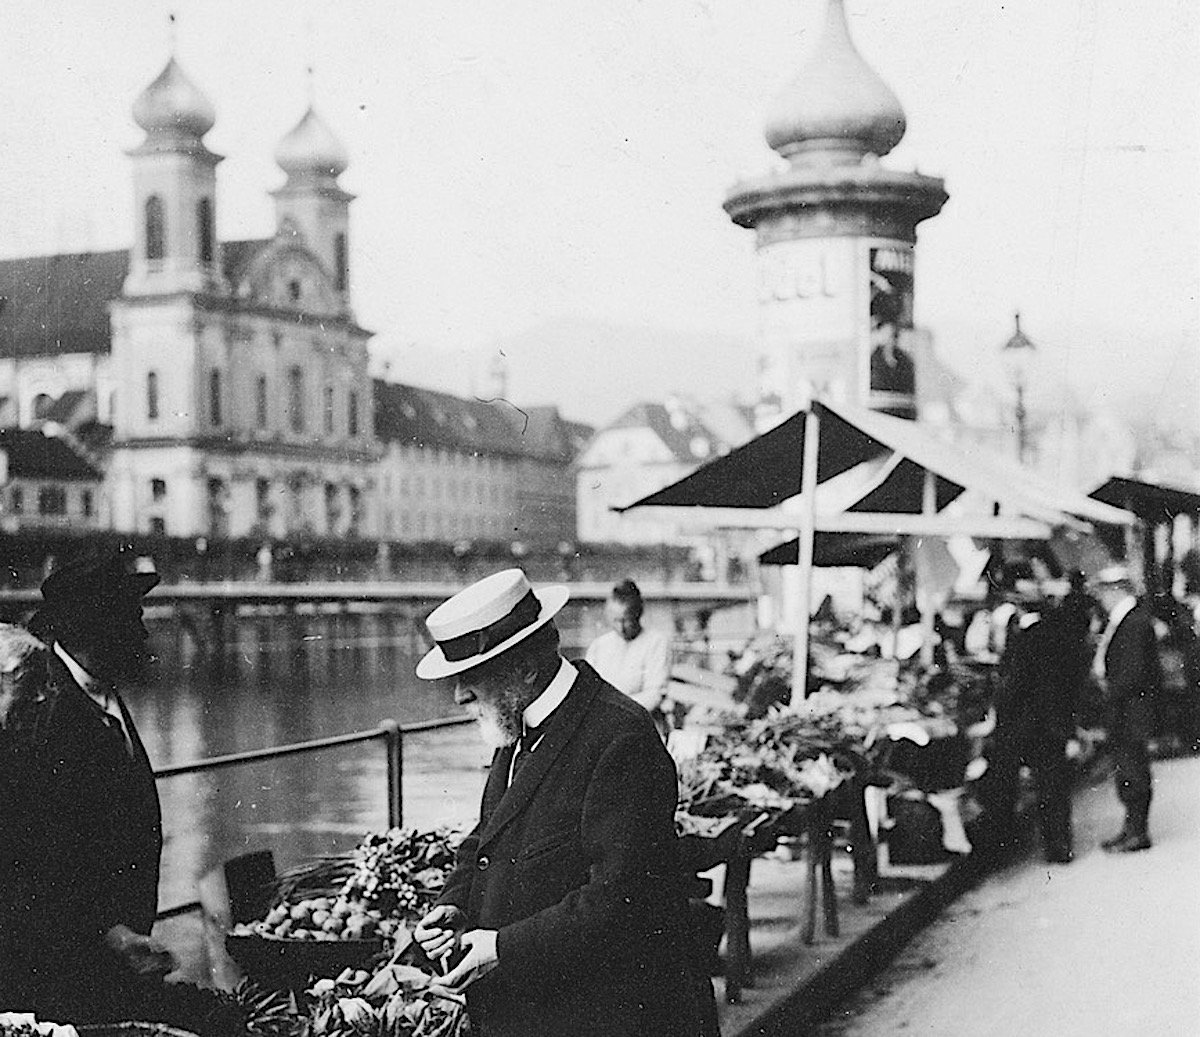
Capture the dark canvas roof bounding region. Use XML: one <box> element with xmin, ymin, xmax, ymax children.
<box><xmin>759</xmin><ymin>532</ymin><xmax>899</xmax><ymax>569</ymax></box>
<box><xmin>1090</xmin><ymin>476</ymin><xmax>1200</xmax><ymax>522</ymax></box>
<box><xmin>0</xmin><ymin>240</ymin><xmax>269</xmax><ymax>359</ymax></box>
<box><xmin>0</xmin><ymin>427</ymin><xmax>101</xmax><ymax>480</ymax></box>
<box><xmin>618</xmin><ymin>399</ymin><xmax>1134</xmax><ymax>533</ymax></box>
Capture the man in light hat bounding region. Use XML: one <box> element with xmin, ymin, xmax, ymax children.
<box><xmin>3</xmin><ymin>546</ymin><xmax>175</xmax><ymax>1018</ymax></box>
<box><xmin>1091</xmin><ymin>565</ymin><xmax>1161</xmax><ymax>853</ymax></box>
<box><xmin>413</xmin><ymin>569</ymin><xmax>709</xmax><ymax>1037</ymax></box>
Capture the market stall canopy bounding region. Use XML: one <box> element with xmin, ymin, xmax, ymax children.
<box><xmin>1089</xmin><ymin>476</ymin><xmax>1200</xmax><ymax>523</ymax></box>
<box><xmin>616</xmin><ymin>399</ymin><xmax>1135</xmax><ymax>539</ymax></box>
<box><xmin>759</xmin><ymin>532</ymin><xmax>898</xmax><ymax>569</ymax></box>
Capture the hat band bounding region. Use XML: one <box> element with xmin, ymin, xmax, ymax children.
<box><xmin>437</xmin><ymin>589</ymin><xmax>541</xmax><ymax>663</ymax></box>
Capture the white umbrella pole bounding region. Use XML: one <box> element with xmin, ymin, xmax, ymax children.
<box><xmin>790</xmin><ymin>404</ymin><xmax>821</xmax><ymax>703</ymax></box>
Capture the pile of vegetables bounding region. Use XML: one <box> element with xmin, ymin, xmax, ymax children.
<box><xmin>231</xmin><ymin>828</ymin><xmax>463</xmax><ymax>947</ymax></box>
<box><xmin>0</xmin><ymin>1016</ymin><xmax>77</xmax><ymax>1037</ymax></box>
<box><xmin>304</xmin><ymin>965</ymin><xmax>469</xmax><ymax>1037</ymax></box>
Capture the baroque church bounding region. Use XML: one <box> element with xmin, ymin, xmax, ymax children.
<box><xmin>0</xmin><ymin>57</ymin><xmax>586</xmax><ymax>548</ymax></box>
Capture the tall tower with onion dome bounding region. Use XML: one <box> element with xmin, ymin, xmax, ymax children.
<box><xmin>725</xmin><ymin>0</ymin><xmax>947</xmax><ymax>421</ymax></box>
<box><xmin>272</xmin><ymin>105</ymin><xmax>354</xmax><ymax>302</ymax></box>
<box><xmin>123</xmin><ymin>57</ymin><xmax>223</xmax><ymax>296</ymax></box>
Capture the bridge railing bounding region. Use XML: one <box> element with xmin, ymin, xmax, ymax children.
<box><xmin>152</xmin><ymin>714</ymin><xmax>474</xmax><ymax>920</ymax></box>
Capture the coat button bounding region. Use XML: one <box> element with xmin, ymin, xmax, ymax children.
<box><xmin>478</xmin><ymin>855</ymin><xmax>490</xmax><ymax>871</ymax></box>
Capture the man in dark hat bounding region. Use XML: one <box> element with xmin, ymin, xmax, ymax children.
<box><xmin>3</xmin><ymin>546</ymin><xmax>175</xmax><ymax>1018</ymax></box>
<box><xmin>412</xmin><ymin>569</ymin><xmax>711</xmax><ymax>1037</ymax></box>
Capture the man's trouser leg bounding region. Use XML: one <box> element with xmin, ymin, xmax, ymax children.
<box><xmin>1113</xmin><ymin>698</ymin><xmax>1153</xmax><ymax>837</ymax></box>
<box><xmin>1032</xmin><ymin>739</ymin><xmax>1072</xmax><ymax>857</ymax></box>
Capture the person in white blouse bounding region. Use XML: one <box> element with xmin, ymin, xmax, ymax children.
<box><xmin>585</xmin><ymin>579</ymin><xmax>671</xmax><ymax>736</ymax></box>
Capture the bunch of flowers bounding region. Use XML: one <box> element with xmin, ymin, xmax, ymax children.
<box><xmin>0</xmin><ymin>1016</ymin><xmax>76</xmax><ymax>1037</ymax></box>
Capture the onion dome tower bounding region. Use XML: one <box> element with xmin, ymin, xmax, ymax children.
<box><xmin>726</xmin><ymin>0</ymin><xmax>947</xmax><ymax>421</ymax></box>
<box><xmin>124</xmin><ymin>56</ymin><xmax>224</xmax><ymax>295</ymax></box>
<box><xmin>272</xmin><ymin>104</ymin><xmax>354</xmax><ymax>300</ymax></box>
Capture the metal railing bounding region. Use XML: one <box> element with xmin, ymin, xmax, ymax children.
<box><xmin>152</xmin><ymin>714</ymin><xmax>475</xmax><ymax>920</ymax></box>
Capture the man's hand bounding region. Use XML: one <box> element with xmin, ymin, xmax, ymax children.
<box><xmin>104</xmin><ymin>923</ymin><xmax>176</xmax><ymax>977</ymax></box>
<box><xmin>439</xmin><ymin>929</ymin><xmax>498</xmax><ymax>992</ymax></box>
<box><xmin>414</xmin><ymin>905</ymin><xmax>466</xmax><ymax>963</ymax></box>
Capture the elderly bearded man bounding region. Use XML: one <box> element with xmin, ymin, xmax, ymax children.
<box><xmin>413</xmin><ymin>569</ymin><xmax>712</xmax><ymax>1037</ymax></box>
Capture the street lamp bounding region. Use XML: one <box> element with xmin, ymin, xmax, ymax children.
<box><xmin>1000</xmin><ymin>311</ymin><xmax>1036</xmax><ymax>464</ymax></box>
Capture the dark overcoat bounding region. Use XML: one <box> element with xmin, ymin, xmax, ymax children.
<box><xmin>438</xmin><ymin>662</ymin><xmax>704</xmax><ymax>1037</ymax></box>
<box><xmin>2</xmin><ymin>649</ymin><xmax>162</xmax><ymax>1017</ymax></box>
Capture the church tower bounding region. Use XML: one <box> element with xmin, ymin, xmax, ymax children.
<box><xmin>725</xmin><ymin>0</ymin><xmax>947</xmax><ymax>422</ymax></box>
<box><xmin>272</xmin><ymin>106</ymin><xmax>354</xmax><ymax>303</ymax></box>
<box><xmin>123</xmin><ymin>57</ymin><xmax>223</xmax><ymax>296</ymax></box>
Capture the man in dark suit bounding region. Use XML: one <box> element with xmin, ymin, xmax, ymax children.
<box><xmin>3</xmin><ymin>548</ymin><xmax>174</xmax><ymax>1018</ymax></box>
<box><xmin>1092</xmin><ymin>566</ymin><xmax>1161</xmax><ymax>853</ymax></box>
<box><xmin>413</xmin><ymin>569</ymin><xmax>709</xmax><ymax>1037</ymax></box>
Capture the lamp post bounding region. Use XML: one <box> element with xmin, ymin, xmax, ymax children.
<box><xmin>1000</xmin><ymin>311</ymin><xmax>1036</xmax><ymax>464</ymax></box>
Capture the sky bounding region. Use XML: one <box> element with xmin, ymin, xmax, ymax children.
<box><xmin>1</xmin><ymin>0</ymin><xmax>1196</xmax><ymax>430</ymax></box>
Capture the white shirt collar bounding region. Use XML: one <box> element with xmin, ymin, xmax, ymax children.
<box><xmin>54</xmin><ymin>641</ymin><xmax>99</xmax><ymax>695</ymax></box>
<box><xmin>1106</xmin><ymin>595</ymin><xmax>1138</xmax><ymax>632</ymax></box>
<box><xmin>523</xmin><ymin>658</ymin><xmax>576</xmax><ymax>731</ymax></box>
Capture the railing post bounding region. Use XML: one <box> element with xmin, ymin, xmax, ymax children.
<box><xmin>380</xmin><ymin>719</ymin><xmax>403</xmax><ymax>829</ymax></box>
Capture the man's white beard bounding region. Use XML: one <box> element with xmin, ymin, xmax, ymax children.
<box><xmin>470</xmin><ymin>699</ymin><xmax>522</xmax><ymax>751</ymax></box>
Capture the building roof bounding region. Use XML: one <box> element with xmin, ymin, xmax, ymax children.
<box><xmin>0</xmin><ymin>427</ymin><xmax>102</xmax><ymax>480</ymax></box>
<box><xmin>132</xmin><ymin>56</ymin><xmax>217</xmax><ymax>142</ymax></box>
<box><xmin>373</xmin><ymin>381</ymin><xmax>591</xmax><ymax>465</ymax></box>
<box><xmin>275</xmin><ymin>105</ymin><xmax>349</xmax><ymax>180</ymax></box>
<box><xmin>0</xmin><ymin>239</ymin><xmax>269</xmax><ymax>359</ymax></box>
<box><xmin>606</xmin><ymin>398</ymin><xmax>754</xmax><ymax>465</ymax></box>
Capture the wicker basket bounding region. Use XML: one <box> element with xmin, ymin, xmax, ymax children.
<box><xmin>225</xmin><ymin>932</ymin><xmax>384</xmax><ymax>991</ymax></box>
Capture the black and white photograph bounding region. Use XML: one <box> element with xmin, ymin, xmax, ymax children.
<box><xmin>1</xmin><ymin>1</ymin><xmax>1197</xmax><ymax>1034</ymax></box>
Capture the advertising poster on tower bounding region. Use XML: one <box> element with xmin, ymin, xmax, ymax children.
<box><xmin>864</xmin><ymin>241</ymin><xmax>917</xmax><ymax>416</ymax></box>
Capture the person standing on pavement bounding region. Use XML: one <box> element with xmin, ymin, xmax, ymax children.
<box><xmin>3</xmin><ymin>547</ymin><xmax>175</xmax><ymax>1019</ymax></box>
<box><xmin>1092</xmin><ymin>566</ymin><xmax>1161</xmax><ymax>853</ymax></box>
<box><xmin>412</xmin><ymin>569</ymin><xmax>711</xmax><ymax>1037</ymax></box>
<box><xmin>585</xmin><ymin>578</ymin><xmax>672</xmax><ymax>738</ymax></box>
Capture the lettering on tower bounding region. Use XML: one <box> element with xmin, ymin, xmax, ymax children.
<box><xmin>864</xmin><ymin>242</ymin><xmax>916</xmax><ymax>415</ymax></box>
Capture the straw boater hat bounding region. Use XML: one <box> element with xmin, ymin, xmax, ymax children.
<box><xmin>416</xmin><ymin>569</ymin><xmax>569</xmax><ymax>680</ymax></box>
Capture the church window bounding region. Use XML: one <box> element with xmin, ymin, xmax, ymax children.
<box><xmin>38</xmin><ymin>486</ymin><xmax>67</xmax><ymax>516</ymax></box>
<box><xmin>348</xmin><ymin>391</ymin><xmax>359</xmax><ymax>437</ymax></box>
<box><xmin>149</xmin><ymin>516</ymin><xmax>166</xmax><ymax>536</ymax></box>
<box><xmin>32</xmin><ymin>394</ymin><xmax>53</xmax><ymax>420</ymax></box>
<box><xmin>334</xmin><ymin>232</ymin><xmax>348</xmax><ymax>291</ymax></box>
<box><xmin>82</xmin><ymin>489</ymin><xmax>94</xmax><ymax>518</ymax></box>
<box><xmin>323</xmin><ymin>385</ymin><xmax>335</xmax><ymax>434</ymax></box>
<box><xmin>151</xmin><ymin>478</ymin><xmax>167</xmax><ymax>502</ymax></box>
<box><xmin>288</xmin><ymin>367</ymin><xmax>305</xmax><ymax>432</ymax></box>
<box><xmin>324</xmin><ymin>482</ymin><xmax>340</xmax><ymax>532</ymax></box>
<box><xmin>147</xmin><ymin>371</ymin><xmax>159</xmax><ymax>421</ymax></box>
<box><xmin>209</xmin><ymin>370</ymin><xmax>223</xmax><ymax>427</ymax></box>
<box><xmin>197</xmin><ymin>198</ymin><xmax>215</xmax><ymax>264</ymax></box>
<box><xmin>145</xmin><ymin>195</ymin><xmax>165</xmax><ymax>261</ymax></box>
<box><xmin>288</xmin><ymin>279</ymin><xmax>302</xmax><ymax>303</ymax></box>
<box><xmin>256</xmin><ymin>478</ymin><xmax>272</xmax><ymax>523</ymax></box>
<box><xmin>256</xmin><ymin>375</ymin><xmax>268</xmax><ymax>429</ymax></box>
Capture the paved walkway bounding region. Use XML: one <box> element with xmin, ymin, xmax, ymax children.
<box><xmin>809</xmin><ymin>755</ymin><xmax>1200</xmax><ymax>1036</ymax></box>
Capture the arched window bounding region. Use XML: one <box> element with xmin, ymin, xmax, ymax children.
<box><xmin>146</xmin><ymin>371</ymin><xmax>159</xmax><ymax>421</ymax></box>
<box><xmin>32</xmin><ymin>393</ymin><xmax>53</xmax><ymax>420</ymax></box>
<box><xmin>348</xmin><ymin>390</ymin><xmax>359</xmax><ymax>437</ymax></box>
<box><xmin>197</xmin><ymin>198</ymin><xmax>214</xmax><ymax>264</ymax></box>
<box><xmin>145</xmin><ymin>195</ymin><xmax>165</xmax><ymax>261</ymax></box>
<box><xmin>323</xmin><ymin>385</ymin><xmax>335</xmax><ymax>434</ymax></box>
<box><xmin>209</xmin><ymin>369</ymin><xmax>222</xmax><ymax>427</ymax></box>
<box><xmin>334</xmin><ymin>232</ymin><xmax>348</xmax><ymax>292</ymax></box>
